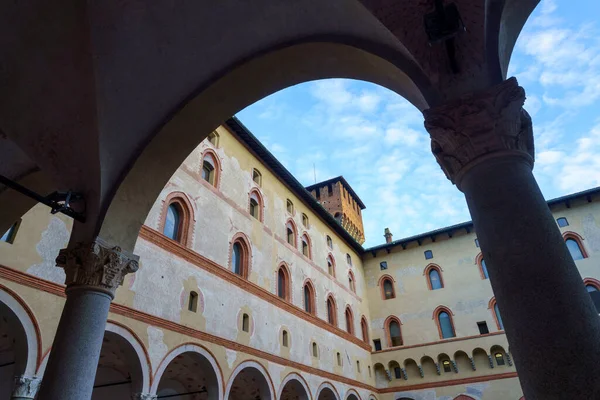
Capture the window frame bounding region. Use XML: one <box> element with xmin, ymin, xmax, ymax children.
<box><xmin>300</xmin><ymin>232</ymin><xmax>312</xmax><ymax>259</ymax></box>
<box><xmin>433</xmin><ymin>306</ymin><xmax>456</xmax><ymax>339</ymax></box>
<box><xmin>252</xmin><ymin>168</ymin><xmax>262</xmax><ymax>186</ymax></box>
<box><xmin>326</xmin><ymin>235</ymin><xmax>333</xmax><ymax>249</ymax></box>
<box><xmin>229</xmin><ymin>233</ymin><xmax>251</xmax><ymax>279</ymax></box>
<box><xmin>302</xmin><ymin>213</ymin><xmax>309</xmax><ymax>228</ymax></box>
<box><xmin>160</xmin><ymin>193</ymin><xmax>194</xmax><ymax>247</ymax></box>
<box><xmin>277</xmin><ymin>263</ymin><xmax>291</xmax><ymax>302</ymax></box>
<box><xmin>326</xmin><ymin>254</ymin><xmax>336</xmax><ymax>277</ymax></box>
<box><xmin>557</xmin><ymin>217</ymin><xmax>569</xmax><ymax>227</ymax></box>
<box><xmin>286</xmin><ymin>199</ymin><xmax>294</xmax><ymax>214</ymax></box>
<box><xmin>303</xmin><ymin>279</ymin><xmax>316</xmax><ymax>315</ymax></box>
<box><xmin>348</xmin><ymin>270</ymin><xmax>356</xmax><ymax>293</ymax></box>
<box><xmin>248</xmin><ymin>189</ymin><xmax>264</xmax><ymax>222</ymax></box>
<box><xmin>488</xmin><ymin>297</ymin><xmax>504</xmax><ymax>331</ymax></box>
<box><xmin>475</xmin><ymin>253</ymin><xmax>489</xmax><ymax>280</ymax></box>
<box><xmin>242</xmin><ymin>313</ymin><xmax>250</xmax><ymax>333</ymax></box>
<box><xmin>360</xmin><ymin>316</ymin><xmax>369</xmax><ymax>344</ymax></box>
<box><xmin>201</xmin><ymin>150</ymin><xmax>221</xmax><ymax>187</ymax></box>
<box><xmin>385</xmin><ymin>316</ymin><xmax>403</xmax><ymax>348</ymax></box>
<box><xmin>424</xmin><ymin>250</ymin><xmax>433</xmax><ymax>260</ymax></box>
<box><xmin>345</xmin><ymin>306</ymin><xmax>354</xmax><ymax>335</ymax></box>
<box><xmin>326</xmin><ymin>295</ymin><xmax>338</xmax><ymax>326</ymax></box>
<box><xmin>563</xmin><ymin>231</ymin><xmax>588</xmax><ymax>260</ymax></box>
<box><xmin>188</xmin><ymin>291</ymin><xmax>198</xmax><ymax>312</ymax></box>
<box><xmin>285</xmin><ymin>218</ymin><xmax>298</xmax><ymax>247</ymax></box>
<box><xmin>378</xmin><ymin>275</ymin><xmax>396</xmax><ymax>300</ymax></box>
<box><xmin>207</xmin><ymin>131</ymin><xmax>220</xmax><ymax>147</ymax></box>
<box><xmin>424</xmin><ymin>264</ymin><xmax>445</xmax><ymax>290</ymax></box>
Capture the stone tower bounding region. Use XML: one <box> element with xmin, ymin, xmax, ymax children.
<box><xmin>305</xmin><ymin>176</ymin><xmax>366</xmax><ymax>244</ymax></box>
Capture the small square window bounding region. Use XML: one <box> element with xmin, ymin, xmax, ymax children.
<box><xmin>424</xmin><ymin>250</ymin><xmax>433</xmax><ymax>260</ymax></box>
<box><xmin>302</xmin><ymin>213</ymin><xmax>309</xmax><ymax>228</ymax></box>
<box><xmin>557</xmin><ymin>217</ymin><xmax>569</xmax><ymax>227</ymax></box>
<box><xmin>477</xmin><ymin>321</ymin><xmax>489</xmax><ymax>335</ymax></box>
<box><xmin>379</xmin><ymin>261</ymin><xmax>388</xmax><ymax>271</ymax></box>
<box><xmin>373</xmin><ymin>339</ymin><xmax>382</xmax><ymax>351</ymax></box>
<box><xmin>286</xmin><ymin>199</ymin><xmax>294</xmax><ymax>214</ymax></box>
<box><xmin>252</xmin><ymin>169</ymin><xmax>262</xmax><ymax>186</ymax></box>
<box><xmin>475</xmin><ymin>238</ymin><xmax>480</xmax><ymax>248</ymax></box>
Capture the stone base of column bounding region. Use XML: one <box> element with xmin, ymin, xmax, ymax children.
<box><xmin>11</xmin><ymin>375</ymin><xmax>41</xmax><ymax>399</ymax></box>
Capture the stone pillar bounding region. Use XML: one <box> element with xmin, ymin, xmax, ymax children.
<box><xmin>37</xmin><ymin>238</ymin><xmax>139</xmax><ymax>400</ymax></box>
<box><xmin>11</xmin><ymin>376</ymin><xmax>41</xmax><ymax>399</ymax></box>
<box><xmin>424</xmin><ymin>77</ymin><xmax>600</xmax><ymax>399</ymax></box>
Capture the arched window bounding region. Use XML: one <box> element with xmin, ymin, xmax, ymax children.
<box><xmin>282</xmin><ymin>330</ymin><xmax>289</xmax><ymax>347</ymax></box>
<box><xmin>361</xmin><ymin>317</ymin><xmax>369</xmax><ymax>343</ymax></box>
<box><xmin>326</xmin><ymin>296</ymin><xmax>337</xmax><ymax>326</ymax></box>
<box><xmin>348</xmin><ymin>271</ymin><xmax>356</xmax><ymax>293</ymax></box>
<box><xmin>207</xmin><ymin>131</ymin><xmax>219</xmax><ymax>147</ymax></box>
<box><xmin>424</xmin><ymin>264</ymin><xmax>444</xmax><ymax>290</ymax></box>
<box><xmin>584</xmin><ymin>278</ymin><xmax>600</xmax><ymax>313</ymax></box>
<box><xmin>277</xmin><ymin>264</ymin><xmax>290</xmax><ymax>301</ymax></box>
<box><xmin>301</xmin><ymin>233</ymin><xmax>311</xmax><ymax>259</ymax></box>
<box><xmin>489</xmin><ymin>298</ymin><xmax>504</xmax><ymax>330</ymax></box>
<box><xmin>188</xmin><ymin>291</ymin><xmax>198</xmax><ymax>312</ymax></box>
<box><xmin>434</xmin><ymin>307</ymin><xmax>456</xmax><ymax>339</ymax></box>
<box><xmin>230</xmin><ymin>235</ymin><xmax>250</xmax><ymax>278</ymax></box>
<box><xmin>380</xmin><ymin>276</ymin><xmax>395</xmax><ymax>300</ymax></box>
<box><xmin>480</xmin><ymin>259</ymin><xmax>489</xmax><ymax>279</ymax></box>
<box><xmin>302</xmin><ymin>213</ymin><xmax>309</xmax><ymax>228</ymax></box>
<box><xmin>252</xmin><ymin>168</ymin><xmax>262</xmax><ymax>186</ymax></box>
<box><xmin>286</xmin><ymin>220</ymin><xmax>297</xmax><ymax>247</ymax></box>
<box><xmin>346</xmin><ymin>253</ymin><xmax>352</xmax><ymax>266</ymax></box>
<box><xmin>202</xmin><ymin>152</ymin><xmax>218</xmax><ymax>186</ymax></box>
<box><xmin>566</xmin><ymin>238</ymin><xmax>585</xmax><ymax>260</ymax></box>
<box><xmin>345</xmin><ymin>307</ymin><xmax>354</xmax><ymax>334</ymax></box>
<box><xmin>336</xmin><ymin>352</ymin><xmax>342</xmax><ymax>366</ymax></box>
<box><xmin>326</xmin><ymin>235</ymin><xmax>333</xmax><ymax>249</ymax></box>
<box><xmin>242</xmin><ymin>313</ymin><xmax>250</xmax><ymax>332</ymax></box>
<box><xmin>326</xmin><ymin>255</ymin><xmax>335</xmax><ymax>276</ymax></box>
<box><xmin>164</xmin><ymin>203</ymin><xmax>181</xmax><ymax>240</ymax></box>
<box><xmin>286</xmin><ymin>199</ymin><xmax>294</xmax><ymax>214</ymax></box>
<box><xmin>312</xmin><ymin>342</ymin><xmax>318</xmax><ymax>358</ymax></box>
<box><xmin>303</xmin><ymin>281</ymin><xmax>316</xmax><ymax>315</ymax></box>
<box><xmin>386</xmin><ymin>317</ymin><xmax>403</xmax><ymax>347</ymax></box>
<box><xmin>248</xmin><ymin>189</ymin><xmax>264</xmax><ymax>222</ymax></box>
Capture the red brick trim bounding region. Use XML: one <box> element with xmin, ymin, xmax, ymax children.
<box><xmin>226</xmin><ymin>359</ymin><xmax>276</xmax><ymax>400</ymax></box>
<box><xmin>377</xmin><ymin>372</ymin><xmax>519</xmax><ymax>393</ymax></box>
<box><xmin>229</xmin><ymin>232</ymin><xmax>252</xmax><ymax>279</ymax></box>
<box><xmin>248</xmin><ymin>188</ymin><xmax>265</xmax><ymax>223</ymax></box>
<box><xmin>159</xmin><ymin>192</ymin><xmax>195</xmax><ymax>247</ymax></box>
<box><xmin>326</xmin><ymin>294</ymin><xmax>338</xmax><ymax>327</ymax></box>
<box><xmin>327</xmin><ymin>253</ymin><xmax>336</xmax><ymax>278</ymax></box>
<box><xmin>432</xmin><ymin>305</ymin><xmax>456</xmax><ymax>339</ymax></box>
<box><xmin>344</xmin><ymin>305</ymin><xmax>355</xmax><ymax>335</ymax></box>
<box><xmin>384</xmin><ymin>315</ymin><xmax>403</xmax><ymax>348</ymax></box>
<box><xmin>201</xmin><ymin>148</ymin><xmax>222</xmax><ymax>189</ymax></box>
<box><xmin>300</xmin><ymin>232</ymin><xmax>312</xmax><ymax>260</ymax></box>
<box><xmin>378</xmin><ymin>275</ymin><xmax>395</xmax><ymax>300</ymax></box>
<box><xmin>584</xmin><ymin>277</ymin><xmax>600</xmax><ymax>290</ymax></box>
<box><xmin>563</xmin><ymin>231</ymin><xmax>588</xmax><ymax>258</ymax></box>
<box><xmin>475</xmin><ymin>253</ymin><xmax>488</xmax><ymax>280</ymax></box>
<box><xmin>424</xmin><ymin>263</ymin><xmax>444</xmax><ymax>290</ymax></box>
<box><xmin>487</xmin><ymin>297</ymin><xmax>504</xmax><ymax>331</ymax></box>
<box><xmin>285</xmin><ymin>218</ymin><xmax>298</xmax><ymax>248</ymax></box>
<box><xmin>280</xmin><ymin>372</ymin><xmax>313</xmax><ymax>400</ymax></box>
<box><xmin>277</xmin><ymin>262</ymin><xmax>292</xmax><ymax>302</ymax></box>
<box><xmin>360</xmin><ymin>316</ymin><xmax>369</xmax><ymax>344</ymax></box>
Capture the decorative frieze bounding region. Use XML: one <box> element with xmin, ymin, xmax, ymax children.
<box><xmin>56</xmin><ymin>237</ymin><xmax>139</xmax><ymax>296</ymax></box>
<box><xmin>423</xmin><ymin>77</ymin><xmax>534</xmax><ymax>187</ymax></box>
<box><xmin>12</xmin><ymin>375</ymin><xmax>41</xmax><ymax>398</ymax></box>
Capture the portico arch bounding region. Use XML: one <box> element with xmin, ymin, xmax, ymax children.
<box><xmin>152</xmin><ymin>343</ymin><xmax>223</xmax><ymax>400</ymax></box>
<box><xmin>345</xmin><ymin>388</ymin><xmax>361</xmax><ymax>400</ymax></box>
<box><xmin>225</xmin><ymin>360</ymin><xmax>274</xmax><ymax>400</ymax></box>
<box><xmin>278</xmin><ymin>372</ymin><xmax>311</xmax><ymax>400</ymax></box>
<box><xmin>0</xmin><ymin>285</ymin><xmax>41</xmax><ymax>397</ymax></box>
<box><xmin>316</xmin><ymin>382</ymin><xmax>340</xmax><ymax>400</ymax></box>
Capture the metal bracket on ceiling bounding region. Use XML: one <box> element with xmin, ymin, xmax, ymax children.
<box><xmin>0</xmin><ymin>174</ymin><xmax>86</xmax><ymax>223</ymax></box>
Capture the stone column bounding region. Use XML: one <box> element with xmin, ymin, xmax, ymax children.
<box><xmin>424</xmin><ymin>77</ymin><xmax>600</xmax><ymax>399</ymax></box>
<box><xmin>37</xmin><ymin>238</ymin><xmax>139</xmax><ymax>400</ymax></box>
<box><xmin>11</xmin><ymin>376</ymin><xmax>41</xmax><ymax>399</ymax></box>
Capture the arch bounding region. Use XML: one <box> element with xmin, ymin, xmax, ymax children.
<box><xmin>224</xmin><ymin>360</ymin><xmax>275</xmax><ymax>400</ymax></box>
<box><xmin>453</xmin><ymin>350</ymin><xmax>471</xmax><ymax>373</ymax></box>
<box><xmin>345</xmin><ymin>305</ymin><xmax>355</xmax><ymax>335</ymax></box>
<box><xmin>315</xmin><ymin>381</ymin><xmax>340</xmax><ymax>400</ymax></box>
<box><xmin>201</xmin><ymin>148</ymin><xmax>222</xmax><ymax>188</ymax></box>
<box><xmin>491</xmin><ymin>345</ymin><xmax>508</xmax><ymax>367</ymax></box>
<box><xmin>248</xmin><ymin>188</ymin><xmax>264</xmax><ymax>222</ymax></box>
<box><xmin>151</xmin><ymin>343</ymin><xmax>224</xmax><ymax>399</ymax></box>
<box><xmin>438</xmin><ymin>353</ymin><xmax>453</xmax><ymax>373</ymax></box>
<box><xmin>454</xmin><ymin>396</ymin><xmax>476</xmax><ymax>400</ymax></box>
<box><xmin>0</xmin><ymin>284</ymin><xmax>41</xmax><ymax>380</ymax></box>
<box><xmin>424</xmin><ymin>263</ymin><xmax>444</xmax><ymax>290</ymax></box>
<box><xmin>388</xmin><ymin>360</ymin><xmax>401</xmax><ymax>379</ymax></box>
<box><xmin>326</xmin><ymin>253</ymin><xmax>336</xmax><ymax>277</ymax></box>
<box><xmin>277</xmin><ymin>262</ymin><xmax>291</xmax><ymax>301</ymax></box>
<box><xmin>229</xmin><ymin>232</ymin><xmax>252</xmax><ymax>278</ymax></box>
<box><xmin>404</xmin><ymin>358</ymin><xmax>420</xmax><ymax>380</ymax></box>
<box><xmin>472</xmin><ymin>348</ymin><xmax>489</xmax><ymax>370</ymax></box>
<box><xmin>563</xmin><ymin>231</ymin><xmax>588</xmax><ymax>260</ymax></box>
<box><xmin>584</xmin><ymin>277</ymin><xmax>600</xmax><ymax>290</ymax></box>
<box><xmin>326</xmin><ymin>294</ymin><xmax>338</xmax><ymax>326</ymax></box>
<box><xmin>348</xmin><ymin>270</ymin><xmax>356</xmax><ymax>293</ymax></box>
<box><xmin>286</xmin><ymin>218</ymin><xmax>298</xmax><ymax>247</ymax></box>
<box><xmin>301</xmin><ymin>232</ymin><xmax>312</xmax><ymax>259</ymax></box>
<box><xmin>345</xmin><ymin>388</ymin><xmax>362</xmax><ymax>400</ymax></box>
<box><xmin>432</xmin><ymin>306</ymin><xmax>456</xmax><ymax>339</ymax></box>
<box><xmin>488</xmin><ymin>297</ymin><xmax>504</xmax><ymax>331</ymax></box>
<box><xmin>278</xmin><ymin>372</ymin><xmax>311</xmax><ymax>400</ymax></box>
<box><xmin>159</xmin><ymin>191</ymin><xmax>195</xmax><ymax>246</ymax></box>
<box><xmin>384</xmin><ymin>315</ymin><xmax>403</xmax><ymax>347</ymax></box>
<box><xmin>303</xmin><ymin>279</ymin><xmax>316</xmax><ymax>315</ymax></box>
<box><xmin>475</xmin><ymin>253</ymin><xmax>489</xmax><ymax>280</ymax></box>
<box><xmin>360</xmin><ymin>316</ymin><xmax>369</xmax><ymax>343</ymax></box>
<box><xmin>378</xmin><ymin>274</ymin><xmax>395</xmax><ymax>300</ymax></box>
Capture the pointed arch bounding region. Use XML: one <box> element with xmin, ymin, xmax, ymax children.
<box><xmin>384</xmin><ymin>315</ymin><xmax>403</xmax><ymax>348</ymax></box>
<box><xmin>378</xmin><ymin>274</ymin><xmax>395</xmax><ymax>300</ymax></box>
<box><xmin>248</xmin><ymin>188</ymin><xmax>264</xmax><ymax>222</ymax></box>
<box><xmin>159</xmin><ymin>191</ymin><xmax>195</xmax><ymax>247</ymax></box>
<box><xmin>277</xmin><ymin>262</ymin><xmax>291</xmax><ymax>302</ymax></box>
<box><xmin>224</xmin><ymin>360</ymin><xmax>275</xmax><ymax>400</ymax></box>
<box><xmin>360</xmin><ymin>316</ymin><xmax>369</xmax><ymax>344</ymax></box>
<box><xmin>424</xmin><ymin>263</ymin><xmax>444</xmax><ymax>290</ymax></box>
<box><xmin>278</xmin><ymin>372</ymin><xmax>312</xmax><ymax>400</ymax></box>
<box><xmin>316</xmin><ymin>381</ymin><xmax>340</xmax><ymax>400</ymax></box>
<box><xmin>326</xmin><ymin>253</ymin><xmax>336</xmax><ymax>277</ymax></box>
<box><xmin>584</xmin><ymin>277</ymin><xmax>600</xmax><ymax>290</ymax></box>
<box><xmin>475</xmin><ymin>252</ymin><xmax>489</xmax><ymax>280</ymax></box>
<box><xmin>229</xmin><ymin>232</ymin><xmax>252</xmax><ymax>278</ymax></box>
<box><xmin>326</xmin><ymin>294</ymin><xmax>338</xmax><ymax>326</ymax></box>
<box><xmin>345</xmin><ymin>305</ymin><xmax>355</xmax><ymax>335</ymax></box>
<box><xmin>302</xmin><ymin>278</ymin><xmax>316</xmax><ymax>315</ymax></box>
<box><xmin>348</xmin><ymin>270</ymin><xmax>356</xmax><ymax>293</ymax></box>
<box><xmin>488</xmin><ymin>297</ymin><xmax>504</xmax><ymax>331</ymax></box>
<box><xmin>345</xmin><ymin>388</ymin><xmax>362</xmax><ymax>400</ymax></box>
<box><xmin>433</xmin><ymin>305</ymin><xmax>456</xmax><ymax>339</ymax></box>
<box><xmin>301</xmin><ymin>232</ymin><xmax>312</xmax><ymax>259</ymax></box>
<box><xmin>201</xmin><ymin>148</ymin><xmax>222</xmax><ymax>188</ymax></box>
<box><xmin>563</xmin><ymin>231</ymin><xmax>588</xmax><ymax>260</ymax></box>
<box><xmin>286</xmin><ymin>218</ymin><xmax>298</xmax><ymax>247</ymax></box>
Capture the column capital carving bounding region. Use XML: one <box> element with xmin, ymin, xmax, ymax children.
<box><xmin>56</xmin><ymin>237</ymin><xmax>139</xmax><ymax>297</ymax></box>
<box><xmin>423</xmin><ymin>77</ymin><xmax>534</xmax><ymax>187</ymax></box>
<box><xmin>131</xmin><ymin>394</ymin><xmax>157</xmax><ymax>400</ymax></box>
<box><xmin>12</xmin><ymin>375</ymin><xmax>41</xmax><ymax>398</ymax></box>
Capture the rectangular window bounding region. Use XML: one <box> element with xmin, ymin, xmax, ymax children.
<box><xmin>373</xmin><ymin>339</ymin><xmax>382</xmax><ymax>351</ymax></box>
<box><xmin>424</xmin><ymin>250</ymin><xmax>433</xmax><ymax>259</ymax></box>
<box><xmin>379</xmin><ymin>261</ymin><xmax>388</xmax><ymax>271</ymax></box>
<box><xmin>477</xmin><ymin>321</ymin><xmax>489</xmax><ymax>334</ymax></box>
<box><xmin>394</xmin><ymin>367</ymin><xmax>402</xmax><ymax>379</ymax></box>
<box><xmin>557</xmin><ymin>217</ymin><xmax>569</xmax><ymax>227</ymax></box>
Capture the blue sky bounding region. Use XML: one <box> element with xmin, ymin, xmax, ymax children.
<box><xmin>237</xmin><ymin>0</ymin><xmax>600</xmax><ymax>248</ymax></box>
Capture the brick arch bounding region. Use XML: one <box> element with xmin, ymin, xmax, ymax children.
<box><xmin>344</xmin><ymin>305</ymin><xmax>355</xmax><ymax>335</ymax></box>
<box><xmin>378</xmin><ymin>274</ymin><xmax>396</xmax><ymax>300</ymax></box>
<box><xmin>384</xmin><ymin>315</ymin><xmax>403</xmax><ymax>348</ymax></box>
<box><xmin>286</xmin><ymin>217</ymin><xmax>298</xmax><ymax>248</ymax></box>
<box><xmin>347</xmin><ymin>269</ymin><xmax>356</xmax><ymax>293</ymax></box>
<box><xmin>475</xmin><ymin>252</ymin><xmax>489</xmax><ymax>279</ymax></box>
<box><xmin>159</xmin><ymin>191</ymin><xmax>195</xmax><ymax>247</ymax></box>
<box><xmin>302</xmin><ymin>278</ymin><xmax>317</xmax><ymax>316</ymax></box>
<box><xmin>301</xmin><ymin>231</ymin><xmax>313</xmax><ymax>260</ymax></box>
<box><xmin>224</xmin><ymin>359</ymin><xmax>275</xmax><ymax>400</ymax></box>
<box><xmin>278</xmin><ymin>372</ymin><xmax>312</xmax><ymax>400</ymax></box>
<box><xmin>325</xmin><ymin>294</ymin><xmax>338</xmax><ymax>326</ymax></box>
<box><xmin>326</xmin><ymin>253</ymin><xmax>336</xmax><ymax>277</ymax></box>
<box><xmin>432</xmin><ymin>305</ymin><xmax>456</xmax><ymax>339</ymax></box>
<box><xmin>423</xmin><ymin>263</ymin><xmax>444</xmax><ymax>290</ymax></box>
<box><xmin>201</xmin><ymin>148</ymin><xmax>222</xmax><ymax>189</ymax></box>
<box><xmin>454</xmin><ymin>395</ymin><xmax>476</xmax><ymax>400</ymax></box>
<box><xmin>229</xmin><ymin>232</ymin><xmax>252</xmax><ymax>278</ymax></box>
<box><xmin>563</xmin><ymin>231</ymin><xmax>588</xmax><ymax>258</ymax></box>
<box><xmin>488</xmin><ymin>297</ymin><xmax>504</xmax><ymax>331</ymax></box>
<box><xmin>360</xmin><ymin>315</ymin><xmax>369</xmax><ymax>343</ymax></box>
<box><xmin>584</xmin><ymin>277</ymin><xmax>600</xmax><ymax>290</ymax></box>
<box><xmin>248</xmin><ymin>188</ymin><xmax>265</xmax><ymax>222</ymax></box>
<box><xmin>276</xmin><ymin>262</ymin><xmax>292</xmax><ymax>302</ymax></box>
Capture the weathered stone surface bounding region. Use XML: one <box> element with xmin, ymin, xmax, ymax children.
<box><xmin>12</xmin><ymin>375</ymin><xmax>41</xmax><ymax>398</ymax></box>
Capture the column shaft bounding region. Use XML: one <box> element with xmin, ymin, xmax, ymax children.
<box><xmin>37</xmin><ymin>287</ymin><xmax>112</xmax><ymax>400</ymax></box>
<box><xmin>461</xmin><ymin>156</ymin><xmax>600</xmax><ymax>399</ymax></box>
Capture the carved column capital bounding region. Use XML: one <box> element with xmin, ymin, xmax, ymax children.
<box><xmin>12</xmin><ymin>375</ymin><xmax>41</xmax><ymax>398</ymax></box>
<box><xmin>56</xmin><ymin>237</ymin><xmax>139</xmax><ymax>297</ymax></box>
<box><xmin>423</xmin><ymin>77</ymin><xmax>534</xmax><ymax>187</ymax></box>
<box><xmin>131</xmin><ymin>394</ymin><xmax>157</xmax><ymax>400</ymax></box>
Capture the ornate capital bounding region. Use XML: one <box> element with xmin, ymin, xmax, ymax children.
<box><xmin>56</xmin><ymin>237</ymin><xmax>139</xmax><ymax>296</ymax></box>
<box><xmin>12</xmin><ymin>375</ymin><xmax>41</xmax><ymax>398</ymax></box>
<box><xmin>131</xmin><ymin>394</ymin><xmax>157</xmax><ymax>400</ymax></box>
<box><xmin>423</xmin><ymin>77</ymin><xmax>534</xmax><ymax>186</ymax></box>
